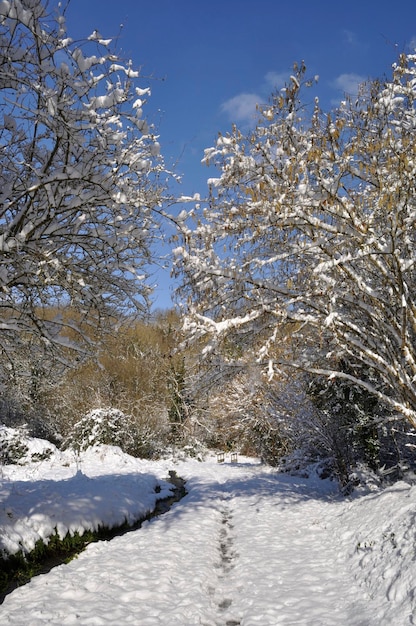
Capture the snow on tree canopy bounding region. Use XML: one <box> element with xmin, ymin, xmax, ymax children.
<box><xmin>175</xmin><ymin>57</ymin><xmax>416</xmax><ymax>428</ymax></box>
<box><xmin>0</xmin><ymin>0</ymin><xmax>170</xmax><ymax>371</ymax></box>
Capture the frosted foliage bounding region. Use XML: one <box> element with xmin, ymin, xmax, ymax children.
<box><xmin>176</xmin><ymin>58</ymin><xmax>416</xmax><ymax>426</ymax></box>
<box><xmin>63</xmin><ymin>408</ymin><xmax>137</xmax><ymax>453</ymax></box>
<box><xmin>0</xmin><ymin>0</ymin><xmax>167</xmax><ymax>364</ymax></box>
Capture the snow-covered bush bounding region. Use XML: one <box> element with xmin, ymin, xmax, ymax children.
<box><xmin>45</xmin><ymin>317</ymin><xmax>181</xmax><ymax>449</ymax></box>
<box><xmin>63</xmin><ymin>408</ymin><xmax>135</xmax><ymax>453</ymax></box>
<box><xmin>62</xmin><ymin>408</ymin><xmax>162</xmax><ymax>458</ymax></box>
<box><xmin>306</xmin><ymin>362</ymin><xmax>416</xmax><ymax>485</ymax></box>
<box><xmin>0</xmin><ymin>389</ymin><xmax>61</xmax><ymax>445</ymax></box>
<box><xmin>306</xmin><ymin>368</ymin><xmax>380</xmax><ymax>484</ymax></box>
<box><xmin>0</xmin><ymin>425</ymin><xmax>29</xmax><ymax>464</ymax></box>
<box><xmin>0</xmin><ymin>425</ymin><xmax>54</xmax><ymax>465</ymax></box>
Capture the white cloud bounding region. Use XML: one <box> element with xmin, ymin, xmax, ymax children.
<box><xmin>220</xmin><ymin>69</ymin><xmax>291</xmax><ymax>124</ymax></box>
<box><xmin>264</xmin><ymin>71</ymin><xmax>288</xmax><ymax>90</ymax></box>
<box><xmin>332</xmin><ymin>72</ymin><xmax>366</xmax><ymax>98</ymax></box>
<box><xmin>220</xmin><ymin>93</ymin><xmax>260</xmax><ymax>123</ymax></box>
<box><xmin>409</xmin><ymin>35</ymin><xmax>416</xmax><ymax>51</ymax></box>
<box><xmin>343</xmin><ymin>29</ymin><xmax>358</xmax><ymax>46</ymax></box>
<box><xmin>220</xmin><ymin>69</ymin><xmax>289</xmax><ymax>124</ymax></box>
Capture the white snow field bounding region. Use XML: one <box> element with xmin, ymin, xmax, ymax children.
<box><xmin>1</xmin><ymin>438</ymin><xmax>416</xmax><ymax>625</ymax></box>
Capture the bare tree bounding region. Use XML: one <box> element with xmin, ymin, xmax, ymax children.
<box><xmin>0</xmin><ymin>0</ymin><xmax>168</xmax><ymax>372</ymax></box>
<box><xmin>175</xmin><ymin>57</ymin><xmax>416</xmax><ymax>427</ymax></box>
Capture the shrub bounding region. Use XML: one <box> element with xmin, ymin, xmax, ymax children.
<box><xmin>0</xmin><ymin>425</ymin><xmax>54</xmax><ymax>465</ymax></box>
<box><xmin>62</xmin><ymin>408</ymin><xmax>134</xmax><ymax>451</ymax></box>
<box><xmin>62</xmin><ymin>407</ymin><xmax>164</xmax><ymax>458</ymax></box>
<box><xmin>0</xmin><ymin>425</ymin><xmax>29</xmax><ymax>464</ymax></box>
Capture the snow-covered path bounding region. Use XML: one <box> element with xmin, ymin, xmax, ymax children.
<box><xmin>0</xmin><ymin>456</ymin><xmax>380</xmax><ymax>625</ymax></box>
<box><xmin>223</xmin><ymin>468</ymin><xmax>371</xmax><ymax>625</ymax></box>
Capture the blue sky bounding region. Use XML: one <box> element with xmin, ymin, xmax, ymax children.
<box><xmin>65</xmin><ymin>0</ymin><xmax>416</xmax><ymax>309</ymax></box>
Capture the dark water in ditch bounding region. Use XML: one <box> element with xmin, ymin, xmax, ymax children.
<box><xmin>0</xmin><ymin>470</ymin><xmax>187</xmax><ymax>603</ymax></box>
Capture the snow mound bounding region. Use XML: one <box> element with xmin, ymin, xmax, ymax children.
<box><xmin>0</xmin><ymin>440</ymin><xmax>173</xmax><ymax>556</ymax></box>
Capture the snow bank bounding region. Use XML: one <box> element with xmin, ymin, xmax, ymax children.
<box><xmin>336</xmin><ymin>479</ymin><xmax>416</xmax><ymax>624</ymax></box>
<box><xmin>0</xmin><ymin>440</ymin><xmax>174</xmax><ymax>555</ymax></box>
<box><xmin>1</xmin><ymin>437</ymin><xmax>416</xmax><ymax>624</ymax></box>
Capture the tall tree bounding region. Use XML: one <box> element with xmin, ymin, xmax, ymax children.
<box><xmin>175</xmin><ymin>57</ymin><xmax>416</xmax><ymax>427</ymax></box>
<box><xmin>0</xmin><ymin>0</ymin><xmax>168</xmax><ymax>370</ymax></box>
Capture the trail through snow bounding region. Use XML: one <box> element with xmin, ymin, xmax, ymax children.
<box><xmin>0</xmin><ymin>448</ymin><xmax>389</xmax><ymax>625</ymax></box>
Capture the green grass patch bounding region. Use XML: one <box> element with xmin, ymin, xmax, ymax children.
<box><xmin>0</xmin><ymin>525</ymin><xmax>119</xmax><ymax>601</ymax></box>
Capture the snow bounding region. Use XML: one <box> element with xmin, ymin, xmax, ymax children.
<box><xmin>1</xmin><ymin>436</ymin><xmax>416</xmax><ymax>624</ymax></box>
<box><xmin>0</xmin><ymin>442</ymin><xmax>174</xmax><ymax>556</ymax></box>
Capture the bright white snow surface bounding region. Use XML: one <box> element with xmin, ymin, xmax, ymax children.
<box><xmin>1</xmin><ymin>439</ymin><xmax>416</xmax><ymax>625</ymax></box>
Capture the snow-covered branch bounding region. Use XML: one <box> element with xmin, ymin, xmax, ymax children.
<box><xmin>0</xmin><ymin>0</ymin><xmax>170</xmax><ymax>371</ymax></box>
<box><xmin>175</xmin><ymin>58</ymin><xmax>416</xmax><ymax>427</ymax></box>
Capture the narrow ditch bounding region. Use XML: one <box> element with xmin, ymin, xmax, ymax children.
<box><xmin>0</xmin><ymin>470</ymin><xmax>187</xmax><ymax>603</ymax></box>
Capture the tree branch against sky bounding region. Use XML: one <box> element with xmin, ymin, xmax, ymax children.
<box><xmin>1</xmin><ymin>0</ymin><xmax>416</xmax><ymax>431</ymax></box>
<box><xmin>174</xmin><ymin>58</ymin><xmax>416</xmax><ymax>427</ymax></box>
<box><xmin>62</xmin><ymin>0</ymin><xmax>416</xmax><ymax>310</ymax></box>
<box><xmin>0</xmin><ymin>0</ymin><xmax>169</xmax><ymax>368</ymax></box>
